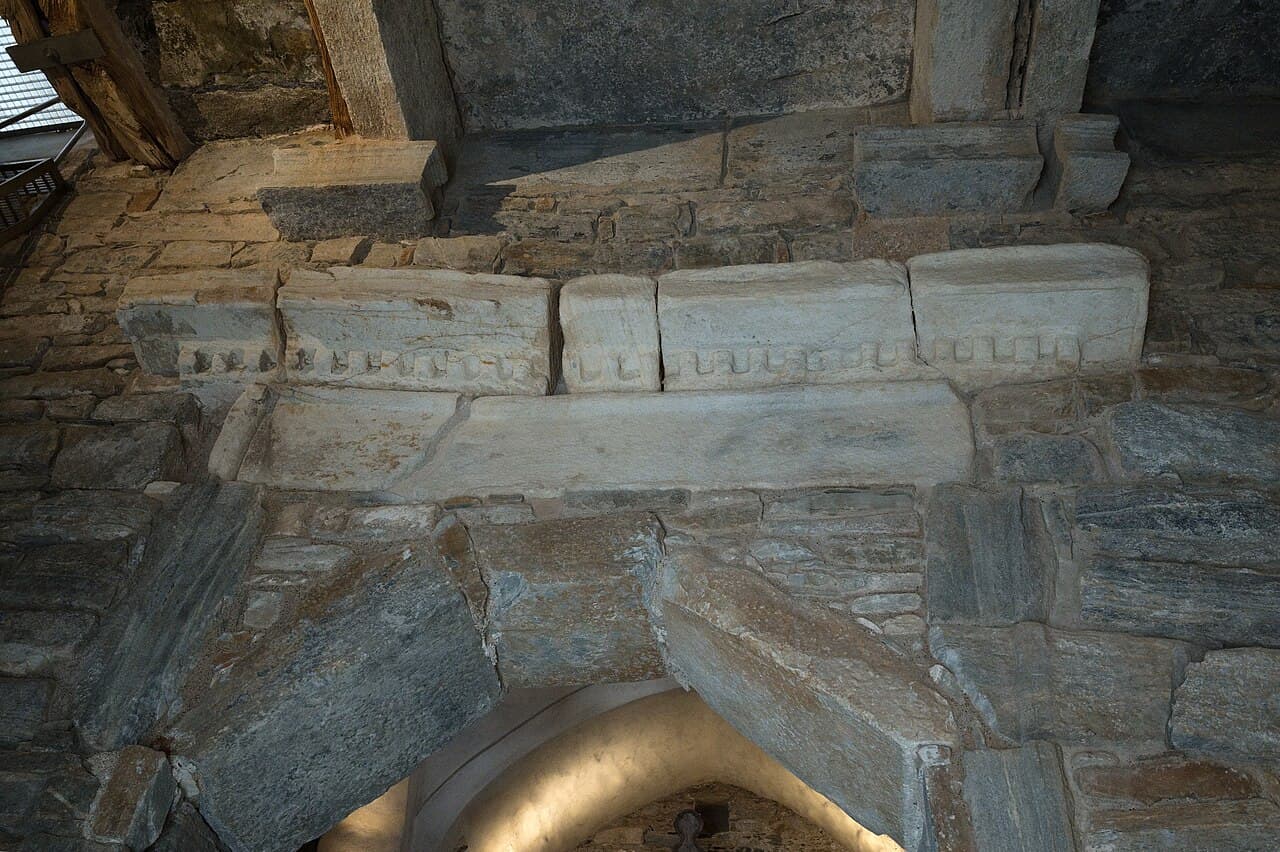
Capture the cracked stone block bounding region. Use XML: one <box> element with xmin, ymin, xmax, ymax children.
<box><xmin>661</xmin><ymin>546</ymin><xmax>958</xmax><ymax>849</ymax></box>
<box><xmin>52</xmin><ymin>423</ymin><xmax>184</xmax><ymax>490</ymax></box>
<box><xmin>469</xmin><ymin>514</ymin><xmax>664</xmax><ymax>686</ymax></box>
<box><xmin>1108</xmin><ymin>401</ymin><xmax>1280</xmax><ymax>485</ymax></box>
<box><xmin>232</xmin><ymin>385</ymin><xmax>461</xmax><ymax>491</ymax></box>
<box><xmin>1074</xmin><ymin>485</ymin><xmax>1280</xmax><ymax>645</ymax></box>
<box><xmin>560</xmin><ymin>275</ymin><xmax>660</xmax><ymax>392</ymax></box>
<box><xmin>853</xmin><ymin>124</ymin><xmax>1042</xmax><ymax>215</ymax></box>
<box><xmin>929</xmin><ymin>622</ymin><xmax>1186</xmax><ymax>746</ymax></box>
<box><xmin>656</xmin><ymin>260</ymin><xmax>919</xmax><ymax>390</ymax></box>
<box><xmin>909</xmin><ymin>244</ymin><xmax>1149</xmax><ymax>389</ymax></box>
<box><xmin>167</xmin><ymin>542</ymin><xmax>499</xmax><ymax>852</ymax></box>
<box><xmin>910</xmin><ymin>0</ymin><xmax>1016</xmax><ymax>122</ymax></box>
<box><xmin>279</xmin><ymin>267</ymin><xmax>554</xmax><ymax>395</ymax></box>
<box><xmin>116</xmin><ymin>269</ymin><xmax>282</xmax><ymax>383</ymax></box>
<box><xmin>962</xmin><ymin>743</ymin><xmax>1074</xmax><ymax>852</ymax></box>
<box><xmin>1048</xmin><ymin>114</ymin><xmax>1130</xmax><ymax>213</ymax></box>
<box><xmin>258</xmin><ymin>139</ymin><xmax>447</xmax><ymax>240</ymax></box>
<box><xmin>1171</xmin><ymin>648</ymin><xmax>1280</xmax><ymax>762</ymax></box>
<box><xmin>925</xmin><ymin>485</ymin><xmax>1054</xmax><ymax>625</ymax></box>
<box><xmin>88</xmin><ymin>746</ymin><xmax>175</xmax><ymax>849</ymax></box>
<box><xmin>405</xmin><ymin>381</ymin><xmax>973</xmax><ymax>499</ymax></box>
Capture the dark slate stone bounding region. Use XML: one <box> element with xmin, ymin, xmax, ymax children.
<box><xmin>1171</xmin><ymin>648</ymin><xmax>1280</xmax><ymax>762</ymax></box>
<box><xmin>925</xmin><ymin>485</ymin><xmax>1054</xmax><ymax>625</ymax></box>
<box><xmin>1105</xmin><ymin>402</ymin><xmax>1280</xmax><ymax>485</ymax></box>
<box><xmin>76</xmin><ymin>484</ymin><xmax>265</xmax><ymax>750</ymax></box>
<box><xmin>929</xmin><ymin>622</ymin><xmax>1185</xmax><ymax>746</ymax></box>
<box><xmin>1079</xmin><ymin>557</ymin><xmax>1280</xmax><ymax>646</ymax></box>
<box><xmin>990</xmin><ymin>433</ymin><xmax>1105</xmax><ymax>484</ymax></box>
<box><xmin>1075</xmin><ymin>485</ymin><xmax>1280</xmax><ymax>569</ymax></box>
<box><xmin>962</xmin><ymin>743</ymin><xmax>1074</xmax><ymax>852</ymax></box>
<box><xmin>0</xmin><ymin>678</ymin><xmax>49</xmax><ymax>746</ymax></box>
<box><xmin>433</xmin><ymin>0</ymin><xmax>913</xmax><ymax>130</ymax></box>
<box><xmin>168</xmin><ymin>543</ymin><xmax>500</xmax><ymax>852</ymax></box>
<box><xmin>0</xmin><ymin>424</ymin><xmax>58</xmax><ymax>488</ymax></box>
<box><xmin>257</xmin><ymin>183</ymin><xmax>435</xmax><ymax>242</ymax></box>
<box><xmin>147</xmin><ymin>801</ymin><xmax>228</xmax><ymax>852</ymax></box>
<box><xmin>469</xmin><ymin>514</ymin><xmax>665</xmax><ymax>687</ymax></box>
<box><xmin>0</xmin><ymin>542</ymin><xmax>129</xmax><ymax>613</ymax></box>
<box><xmin>52</xmin><ymin>423</ymin><xmax>184</xmax><ymax>491</ymax></box>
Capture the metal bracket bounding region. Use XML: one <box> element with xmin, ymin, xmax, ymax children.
<box><xmin>7</xmin><ymin>29</ymin><xmax>104</xmax><ymax>73</ymax></box>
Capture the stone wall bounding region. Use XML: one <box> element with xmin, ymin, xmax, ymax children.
<box><xmin>1087</xmin><ymin>0</ymin><xmax>1280</xmax><ymax>104</ymax></box>
<box><xmin>117</xmin><ymin>0</ymin><xmax>330</xmax><ymax>140</ymax></box>
<box><xmin>577</xmin><ymin>782</ymin><xmax>842</xmax><ymax>851</ymax></box>
<box><xmin>432</xmin><ymin>0</ymin><xmax>914</xmax><ymax>130</ymax></box>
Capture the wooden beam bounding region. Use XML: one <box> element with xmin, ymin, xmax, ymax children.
<box><xmin>1</xmin><ymin>0</ymin><xmax>193</xmax><ymax>168</ymax></box>
<box><xmin>302</xmin><ymin>0</ymin><xmax>354</xmax><ymax>139</ymax></box>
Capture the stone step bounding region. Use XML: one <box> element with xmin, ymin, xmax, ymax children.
<box><xmin>218</xmin><ymin>380</ymin><xmax>974</xmax><ymax>496</ymax></box>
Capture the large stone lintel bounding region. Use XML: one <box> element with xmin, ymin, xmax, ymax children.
<box><xmin>908</xmin><ymin>243</ymin><xmax>1149</xmax><ymax>389</ymax></box>
<box><xmin>258</xmin><ymin>139</ymin><xmax>448</xmax><ymax>241</ymax></box>
<box><xmin>279</xmin><ymin>267</ymin><xmax>555</xmax><ymax>395</ymax></box>
<box><xmin>656</xmin><ymin>260</ymin><xmax>918</xmax><ymax>390</ymax></box>
<box><xmin>218</xmin><ymin>381</ymin><xmax>973</xmax><ymax>496</ymax></box>
<box><xmin>117</xmin><ymin>269</ymin><xmax>282</xmax><ymax>385</ymax></box>
<box><xmin>853</xmin><ymin>123</ymin><xmax>1043</xmax><ymax>216</ymax></box>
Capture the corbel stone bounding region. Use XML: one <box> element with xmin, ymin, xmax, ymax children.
<box><xmin>1046</xmin><ymin>114</ymin><xmax>1130</xmax><ymax>213</ymax></box>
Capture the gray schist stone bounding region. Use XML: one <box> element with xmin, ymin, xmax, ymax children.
<box><xmin>1021</xmin><ymin>0</ymin><xmax>1102</xmax><ymax>119</ymax></box>
<box><xmin>929</xmin><ymin>622</ymin><xmax>1185</xmax><ymax>746</ymax></box>
<box><xmin>0</xmin><ymin>677</ymin><xmax>48</xmax><ymax>746</ymax></box>
<box><xmin>258</xmin><ymin>140</ymin><xmax>448</xmax><ymax>241</ymax></box>
<box><xmin>961</xmin><ymin>743</ymin><xmax>1074</xmax><ymax>852</ymax></box>
<box><xmin>168</xmin><ymin>543</ymin><xmax>499</xmax><ymax>852</ymax></box>
<box><xmin>148</xmin><ymin>802</ymin><xmax>227</xmax><ymax>852</ymax></box>
<box><xmin>852</xmin><ymin>123</ymin><xmax>1042</xmax><ymax>216</ymax></box>
<box><xmin>660</xmin><ymin>545</ymin><xmax>958</xmax><ymax>850</ymax></box>
<box><xmin>910</xmin><ymin>0</ymin><xmax>1016</xmax><ymax>122</ymax></box>
<box><xmin>1047</xmin><ymin>114</ymin><xmax>1130</xmax><ymax>213</ymax></box>
<box><xmin>76</xmin><ymin>484</ymin><xmax>265</xmax><ymax>751</ymax></box>
<box><xmin>469</xmin><ymin>514</ymin><xmax>665</xmax><ymax>687</ymax></box>
<box><xmin>925</xmin><ymin>485</ymin><xmax>1054</xmax><ymax>625</ymax></box>
<box><xmin>1171</xmin><ymin>648</ymin><xmax>1280</xmax><ymax>762</ymax></box>
<box><xmin>990</xmin><ymin>433</ymin><xmax>1105</xmax><ymax>483</ymax></box>
<box><xmin>1075</xmin><ymin>485</ymin><xmax>1280</xmax><ymax>645</ymax></box>
<box><xmin>1105</xmin><ymin>402</ymin><xmax>1280</xmax><ymax>485</ymax></box>
<box><xmin>52</xmin><ymin>423</ymin><xmax>184</xmax><ymax>490</ymax></box>
<box><xmin>87</xmin><ymin>746</ymin><xmax>174</xmax><ymax>849</ymax></box>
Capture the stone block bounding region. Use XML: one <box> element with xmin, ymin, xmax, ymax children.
<box><xmin>87</xmin><ymin>746</ymin><xmax>174</xmax><ymax>849</ymax></box>
<box><xmin>52</xmin><ymin>423</ymin><xmax>184</xmax><ymax>492</ymax></box>
<box><xmin>961</xmin><ymin>743</ymin><xmax>1074</xmax><ymax>852</ymax></box>
<box><xmin>279</xmin><ymin>267</ymin><xmax>554</xmax><ymax>395</ymax></box>
<box><xmin>660</xmin><ymin>545</ymin><xmax>958</xmax><ymax>849</ymax></box>
<box><xmin>0</xmin><ymin>678</ymin><xmax>48</xmax><ymax>746</ymax></box>
<box><xmin>232</xmin><ymin>385</ymin><xmax>462</xmax><ymax>492</ymax></box>
<box><xmin>0</xmin><ymin>610</ymin><xmax>95</xmax><ymax>676</ymax></box>
<box><xmin>0</xmin><ymin>543</ymin><xmax>128</xmax><ymax>614</ymax></box>
<box><xmin>1085</xmin><ymin>800</ymin><xmax>1280</xmax><ymax>852</ymax></box>
<box><xmin>656</xmin><ymin>260</ymin><xmax>919</xmax><ymax>390</ymax></box>
<box><xmin>116</xmin><ymin>269</ymin><xmax>281</xmax><ymax>383</ymax></box>
<box><xmin>1104</xmin><ymin>402</ymin><xmax>1280</xmax><ymax>485</ymax></box>
<box><xmin>853</xmin><ymin>124</ymin><xmax>1042</xmax><ymax>216</ymax></box>
<box><xmin>1171</xmin><ymin>648</ymin><xmax>1280</xmax><ymax>761</ymax></box>
<box><xmin>990</xmin><ymin>433</ymin><xmax>1105</xmax><ymax>483</ymax></box>
<box><xmin>929</xmin><ymin>622</ymin><xmax>1185</xmax><ymax>745</ymax></box>
<box><xmin>1021</xmin><ymin>1</ymin><xmax>1102</xmax><ymax>118</ymax></box>
<box><xmin>405</xmin><ymin>381</ymin><xmax>974</xmax><ymax>499</ymax></box>
<box><xmin>469</xmin><ymin>514</ymin><xmax>664</xmax><ymax>686</ymax></box>
<box><xmin>910</xmin><ymin>0</ymin><xmax>1017</xmax><ymax>122</ymax></box>
<box><xmin>0</xmin><ymin>424</ymin><xmax>58</xmax><ymax>489</ymax></box>
<box><xmin>925</xmin><ymin>485</ymin><xmax>1054</xmax><ymax>625</ymax></box>
<box><xmin>76</xmin><ymin>485</ymin><xmax>264</xmax><ymax>750</ymax></box>
<box><xmin>167</xmin><ymin>542</ymin><xmax>499</xmax><ymax>852</ymax></box>
<box><xmin>909</xmin><ymin>243</ymin><xmax>1149</xmax><ymax>389</ymax></box>
<box><xmin>560</xmin><ymin>275</ymin><xmax>660</xmax><ymax>392</ymax></box>
<box><xmin>1048</xmin><ymin>114</ymin><xmax>1130</xmax><ymax>213</ymax></box>
<box><xmin>257</xmin><ymin>139</ymin><xmax>447</xmax><ymax>241</ymax></box>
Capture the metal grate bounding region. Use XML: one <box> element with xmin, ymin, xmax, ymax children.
<box><xmin>0</xmin><ymin>18</ymin><xmax>80</xmax><ymax>133</ymax></box>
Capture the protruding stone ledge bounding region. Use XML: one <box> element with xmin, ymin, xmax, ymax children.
<box><xmin>908</xmin><ymin>243</ymin><xmax>1149</xmax><ymax>389</ymax></box>
<box><xmin>853</xmin><ymin>124</ymin><xmax>1043</xmax><ymax>216</ymax></box>
<box><xmin>560</xmin><ymin>274</ymin><xmax>660</xmax><ymax>393</ymax></box>
<box><xmin>217</xmin><ymin>380</ymin><xmax>973</xmax><ymax>496</ymax></box>
<box><xmin>117</xmin><ymin>269</ymin><xmax>282</xmax><ymax>384</ymax></box>
<box><xmin>257</xmin><ymin>139</ymin><xmax>448</xmax><ymax>241</ymax></box>
<box><xmin>656</xmin><ymin>260</ymin><xmax>919</xmax><ymax>391</ymax></box>
<box><xmin>1047</xmin><ymin>114</ymin><xmax>1130</xmax><ymax>213</ymax></box>
<box><xmin>279</xmin><ymin>267</ymin><xmax>555</xmax><ymax>396</ymax></box>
